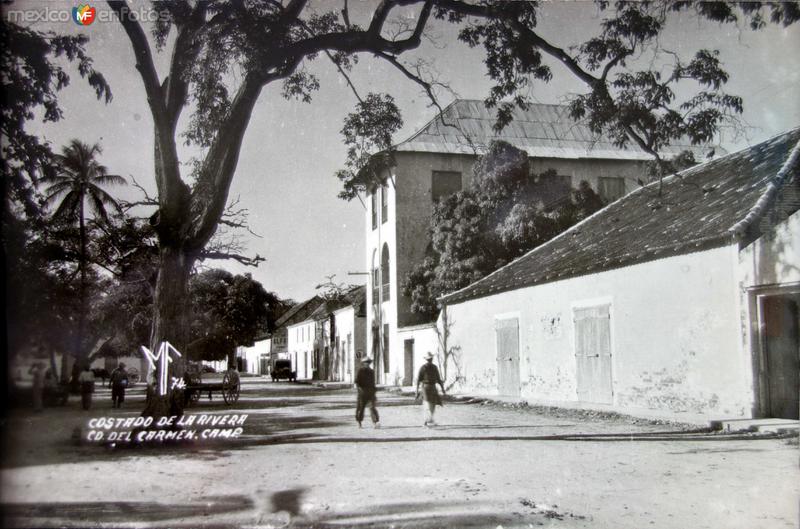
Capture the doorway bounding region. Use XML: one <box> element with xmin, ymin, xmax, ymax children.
<box><xmin>759</xmin><ymin>293</ymin><xmax>800</xmax><ymax>419</ymax></box>
<box><xmin>403</xmin><ymin>339</ymin><xmax>414</xmax><ymax>386</ymax></box>
<box><xmin>573</xmin><ymin>304</ymin><xmax>613</xmax><ymax>404</ymax></box>
<box><xmin>495</xmin><ymin>317</ymin><xmax>520</xmax><ymax>397</ymax></box>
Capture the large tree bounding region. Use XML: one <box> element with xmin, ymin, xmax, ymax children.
<box><xmin>103</xmin><ymin>0</ymin><xmax>796</xmax><ymax>415</ymax></box>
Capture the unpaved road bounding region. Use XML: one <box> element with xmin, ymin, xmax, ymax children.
<box><xmin>2</xmin><ymin>378</ymin><xmax>798</xmax><ymax>528</ymax></box>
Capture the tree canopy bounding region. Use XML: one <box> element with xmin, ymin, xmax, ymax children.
<box><xmin>403</xmin><ymin>141</ymin><xmax>607</xmax><ymax>318</ymax></box>
<box><xmin>186</xmin><ymin>269</ymin><xmax>288</xmax><ymax>362</ymax></box>
<box><xmin>336</xmin><ymin>1</ymin><xmax>799</xmax><ymax>196</ymax></box>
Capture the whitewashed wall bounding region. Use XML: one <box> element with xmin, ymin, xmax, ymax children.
<box><xmin>443</xmin><ymin>245</ymin><xmax>752</xmax><ymax>422</ymax></box>
<box><xmin>239</xmin><ymin>339</ymin><xmax>270</xmax><ymax>375</ymax></box>
<box><xmin>364</xmin><ymin>165</ymin><xmax>397</xmax><ymax>385</ymax></box>
<box><xmin>333</xmin><ymin>306</ymin><xmax>367</xmax><ymax>384</ymax></box>
<box><xmin>287</xmin><ymin>320</ymin><xmax>315</xmax><ymax>380</ymax></box>
<box><xmin>739</xmin><ymin>210</ymin><xmax>800</xmax><ymax>289</ymax></box>
<box><xmin>396</xmin><ymin>324</ymin><xmax>439</xmax><ymax>386</ymax></box>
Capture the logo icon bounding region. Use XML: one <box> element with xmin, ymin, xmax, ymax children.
<box><xmin>72</xmin><ymin>4</ymin><xmax>96</xmax><ymax>25</ymax></box>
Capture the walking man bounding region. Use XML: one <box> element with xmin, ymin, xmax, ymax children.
<box><xmin>109</xmin><ymin>362</ymin><xmax>129</xmax><ymax>409</ymax></box>
<box><xmin>355</xmin><ymin>357</ymin><xmax>380</xmax><ymax>428</ymax></box>
<box><xmin>416</xmin><ymin>352</ymin><xmax>446</xmax><ymax>427</ymax></box>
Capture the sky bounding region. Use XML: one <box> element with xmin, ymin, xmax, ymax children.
<box><xmin>10</xmin><ymin>0</ymin><xmax>800</xmax><ymax>302</ymax></box>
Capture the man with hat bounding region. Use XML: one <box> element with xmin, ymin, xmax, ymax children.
<box><xmin>354</xmin><ymin>356</ymin><xmax>380</xmax><ymax>428</ymax></box>
<box><xmin>109</xmin><ymin>362</ymin><xmax>129</xmax><ymax>409</ymax></box>
<box><xmin>416</xmin><ymin>352</ymin><xmax>446</xmax><ymax>426</ymax></box>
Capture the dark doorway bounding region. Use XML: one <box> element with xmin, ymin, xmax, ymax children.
<box><xmin>761</xmin><ymin>294</ymin><xmax>800</xmax><ymax>419</ymax></box>
<box><xmin>403</xmin><ymin>339</ymin><xmax>414</xmax><ymax>386</ymax></box>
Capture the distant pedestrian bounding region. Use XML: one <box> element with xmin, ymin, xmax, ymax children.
<box><xmin>28</xmin><ymin>362</ymin><xmax>45</xmax><ymax>412</ymax></box>
<box><xmin>78</xmin><ymin>364</ymin><xmax>95</xmax><ymax>410</ymax></box>
<box><xmin>416</xmin><ymin>352</ymin><xmax>446</xmax><ymax>427</ymax></box>
<box><xmin>109</xmin><ymin>362</ymin><xmax>129</xmax><ymax>409</ymax></box>
<box><xmin>355</xmin><ymin>357</ymin><xmax>380</xmax><ymax>428</ymax></box>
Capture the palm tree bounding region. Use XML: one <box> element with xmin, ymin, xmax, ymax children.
<box><xmin>41</xmin><ymin>139</ymin><xmax>126</xmax><ymax>374</ymax></box>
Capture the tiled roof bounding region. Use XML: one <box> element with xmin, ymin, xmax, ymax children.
<box><xmin>310</xmin><ymin>285</ymin><xmax>368</xmax><ymax>320</ymax></box>
<box><xmin>441</xmin><ymin>128</ymin><xmax>800</xmax><ymax>305</ymax></box>
<box><xmin>396</xmin><ymin>99</ymin><xmax>711</xmax><ymax>161</ymax></box>
<box><xmin>274</xmin><ymin>296</ymin><xmax>324</xmax><ymax>329</ymax></box>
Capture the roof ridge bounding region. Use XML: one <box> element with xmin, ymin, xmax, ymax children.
<box><xmin>396</xmin><ymin>99</ymin><xmax>578</xmax><ymax>148</ymax></box>
<box><xmin>396</xmin><ymin>99</ymin><xmax>461</xmax><ymax>147</ymax></box>
<box><xmin>729</xmin><ymin>135</ymin><xmax>800</xmax><ymax>237</ymax></box>
<box><xmin>274</xmin><ymin>295</ymin><xmax>320</xmax><ymax>327</ymax></box>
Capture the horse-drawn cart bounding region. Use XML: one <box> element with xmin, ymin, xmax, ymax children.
<box><xmin>183</xmin><ymin>368</ymin><xmax>240</xmax><ymax>406</ymax></box>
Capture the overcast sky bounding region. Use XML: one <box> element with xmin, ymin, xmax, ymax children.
<box><xmin>13</xmin><ymin>1</ymin><xmax>800</xmax><ymax>302</ymax></box>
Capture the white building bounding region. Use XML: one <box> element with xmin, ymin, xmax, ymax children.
<box><xmin>287</xmin><ymin>318</ymin><xmax>316</xmax><ymax>381</ymax></box>
<box><xmin>305</xmin><ymin>287</ymin><xmax>367</xmax><ymax>383</ymax></box>
<box><xmin>237</xmin><ymin>337</ymin><xmax>270</xmax><ymax>375</ymax></box>
<box><xmin>269</xmin><ymin>296</ymin><xmax>324</xmax><ymax>376</ymax></box>
<box><xmin>439</xmin><ymin>128</ymin><xmax>800</xmax><ymax>423</ymax></box>
<box><xmin>365</xmin><ymin>99</ymin><xmax>705</xmax><ymax>386</ymax></box>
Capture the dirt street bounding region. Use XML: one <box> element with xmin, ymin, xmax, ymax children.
<box><xmin>1</xmin><ymin>378</ymin><xmax>798</xmax><ymax>528</ymax></box>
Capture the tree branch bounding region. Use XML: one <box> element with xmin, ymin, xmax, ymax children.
<box><xmin>163</xmin><ymin>2</ymin><xmax>208</xmax><ymax>128</ymax></box>
<box><xmin>187</xmin><ymin>74</ymin><xmax>264</xmax><ymax>250</ymax></box>
<box><xmin>119</xmin><ymin>175</ymin><xmax>158</xmax><ymax>211</ymax></box>
<box><xmin>198</xmin><ymin>250</ymin><xmax>265</xmax><ymax>267</ymax></box>
<box><xmin>106</xmin><ymin>1</ymin><xmax>166</xmax><ymax>117</ymax></box>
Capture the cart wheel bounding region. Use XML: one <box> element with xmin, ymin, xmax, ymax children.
<box><xmin>222</xmin><ymin>371</ymin><xmax>240</xmax><ymax>404</ymax></box>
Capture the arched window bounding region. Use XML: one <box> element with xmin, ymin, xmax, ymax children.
<box><xmin>381</xmin><ymin>243</ymin><xmax>390</xmax><ymax>301</ymax></box>
<box><xmin>372</xmin><ymin>249</ymin><xmax>379</xmax><ymax>305</ymax></box>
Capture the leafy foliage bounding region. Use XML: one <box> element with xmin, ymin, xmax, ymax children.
<box><xmin>42</xmin><ymin>141</ymin><xmax>126</xmax><ymax>223</ymax></box>
<box><xmin>1</xmin><ymin>22</ymin><xmax>111</xmax><ymax>218</ymax></box>
<box><xmin>336</xmin><ymin>94</ymin><xmax>403</xmax><ymax>201</ymax></box>
<box><xmin>452</xmin><ymin>1</ymin><xmax>798</xmax><ymax>161</ymax></box>
<box><xmin>187</xmin><ymin>269</ymin><xmax>287</xmax><ymax>361</ymax></box>
<box><xmin>402</xmin><ymin>141</ymin><xmax>605</xmax><ymax>318</ymax></box>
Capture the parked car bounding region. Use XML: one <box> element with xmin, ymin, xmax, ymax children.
<box><xmin>271</xmin><ymin>360</ymin><xmax>296</xmax><ymax>382</ymax></box>
<box><xmin>201</xmin><ymin>365</ymin><xmax>217</xmax><ymax>374</ymax></box>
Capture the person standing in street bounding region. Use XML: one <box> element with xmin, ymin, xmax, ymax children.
<box><xmin>354</xmin><ymin>357</ymin><xmax>380</xmax><ymax>428</ymax></box>
<box><xmin>109</xmin><ymin>362</ymin><xmax>129</xmax><ymax>409</ymax></box>
<box><xmin>28</xmin><ymin>362</ymin><xmax>45</xmax><ymax>412</ymax></box>
<box><xmin>78</xmin><ymin>364</ymin><xmax>95</xmax><ymax>410</ymax></box>
<box><xmin>416</xmin><ymin>352</ymin><xmax>446</xmax><ymax>427</ymax></box>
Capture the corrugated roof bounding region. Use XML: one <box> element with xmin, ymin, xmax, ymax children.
<box><xmin>397</xmin><ymin>99</ymin><xmax>712</xmax><ymax>161</ymax></box>
<box><xmin>441</xmin><ymin>127</ymin><xmax>800</xmax><ymax>305</ymax></box>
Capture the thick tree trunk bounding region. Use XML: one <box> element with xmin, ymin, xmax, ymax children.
<box><xmin>141</xmin><ymin>243</ymin><xmax>195</xmax><ymax>418</ymax></box>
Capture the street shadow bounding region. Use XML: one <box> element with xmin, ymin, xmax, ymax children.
<box><xmin>242</xmin><ymin>412</ymin><xmax>348</xmax><ymax>434</ymax></box>
<box><xmin>1</xmin><ymin>494</ymin><xmax>253</xmax><ymax>525</ymax></box>
<box><xmin>0</xmin><ymin>410</ymin><xmax>347</xmax><ymax>470</ymax></box>
<box><xmin>218</xmin><ymin>426</ymin><xmax>756</xmax><ymax>450</ymax></box>
<box><xmin>273</xmin><ymin>498</ymin><xmax>586</xmax><ymax>528</ymax></box>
